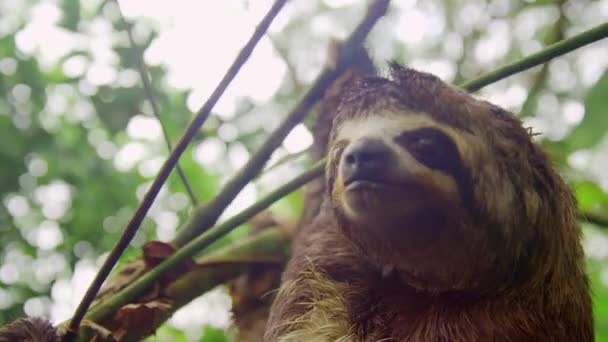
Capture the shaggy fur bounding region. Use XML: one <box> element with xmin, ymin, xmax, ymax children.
<box><xmin>265</xmin><ymin>65</ymin><xmax>593</xmax><ymax>341</ymax></box>
<box><xmin>0</xmin><ymin>317</ymin><xmax>58</xmax><ymax>342</ymax></box>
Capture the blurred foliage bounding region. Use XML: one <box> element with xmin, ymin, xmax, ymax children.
<box><xmin>568</xmin><ymin>71</ymin><xmax>608</xmax><ymax>150</ymax></box>
<box><xmin>0</xmin><ymin>0</ymin><xmax>607</xmax><ymax>341</ymax></box>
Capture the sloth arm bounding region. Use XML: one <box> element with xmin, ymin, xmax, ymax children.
<box><xmin>264</xmin><ymin>208</ymin><xmax>371</xmax><ymax>341</ymax></box>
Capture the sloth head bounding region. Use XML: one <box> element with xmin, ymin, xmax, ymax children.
<box><xmin>326</xmin><ymin>64</ymin><xmax>582</xmax><ymax>293</ymax></box>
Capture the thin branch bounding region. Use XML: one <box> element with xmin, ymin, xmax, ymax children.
<box><xmin>166</xmin><ymin>227</ymin><xmax>290</xmax><ymax>309</ymax></box>
<box><xmin>193</xmin><ymin>256</ymin><xmax>284</xmax><ymax>268</ymax></box>
<box><xmin>172</xmin><ymin>0</ymin><xmax>391</xmax><ymax>247</ymax></box>
<box><xmin>581</xmin><ymin>211</ymin><xmax>608</xmax><ymax>228</ymax></box>
<box><xmin>63</xmin><ymin>0</ymin><xmax>288</xmax><ymax>338</ymax></box>
<box><xmin>84</xmin><ymin>160</ymin><xmax>325</xmax><ymax>323</ymax></box>
<box><xmin>460</xmin><ymin>23</ymin><xmax>608</xmax><ymax>92</ymax></box>
<box><xmin>519</xmin><ymin>62</ymin><xmax>549</xmax><ymax>116</ymax></box>
<box><xmin>57</xmin><ymin>228</ymin><xmax>288</xmax><ymax>341</ymax></box>
<box><xmin>257</xmin><ymin>147</ymin><xmax>310</xmax><ymax>178</ymax></box>
<box><xmin>116</xmin><ymin>5</ymin><xmax>198</xmax><ymax>205</ymax></box>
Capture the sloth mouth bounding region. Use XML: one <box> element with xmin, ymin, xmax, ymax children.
<box><xmin>345</xmin><ymin>179</ymin><xmax>393</xmax><ymax>191</ymax></box>
<box><xmin>344</xmin><ymin>177</ymin><xmax>434</xmax><ymax>200</ymax></box>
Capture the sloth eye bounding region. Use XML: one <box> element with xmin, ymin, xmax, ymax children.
<box><xmin>394</xmin><ymin>128</ymin><xmax>458</xmax><ymax>173</ymax></box>
<box><xmin>410</xmin><ymin>136</ymin><xmax>439</xmax><ymax>155</ymax></box>
<box><xmin>395</xmin><ymin>127</ymin><xmax>473</xmax><ymax>207</ymax></box>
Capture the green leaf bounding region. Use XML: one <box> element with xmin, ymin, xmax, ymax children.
<box><xmin>567</xmin><ymin>71</ymin><xmax>608</xmax><ymax>150</ymax></box>
<box><xmin>0</xmin><ymin>35</ymin><xmax>16</xmax><ymax>57</ymax></box>
<box><xmin>199</xmin><ymin>326</ymin><xmax>228</xmax><ymax>342</ymax></box>
<box><xmin>588</xmin><ymin>256</ymin><xmax>608</xmax><ymax>340</ymax></box>
<box><xmin>572</xmin><ymin>181</ymin><xmax>608</xmax><ymax>212</ymax></box>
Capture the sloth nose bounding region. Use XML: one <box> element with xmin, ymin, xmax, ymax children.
<box><xmin>342</xmin><ymin>139</ymin><xmax>392</xmax><ymax>184</ymax></box>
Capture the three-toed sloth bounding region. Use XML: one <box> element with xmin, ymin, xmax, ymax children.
<box><xmin>265</xmin><ymin>64</ymin><xmax>593</xmax><ymax>341</ymax></box>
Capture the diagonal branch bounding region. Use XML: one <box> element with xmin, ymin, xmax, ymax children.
<box><xmin>63</xmin><ymin>0</ymin><xmax>289</xmax><ymax>338</ymax></box>
<box><xmin>460</xmin><ymin>23</ymin><xmax>608</xmax><ymax>92</ymax></box>
<box><xmin>172</xmin><ymin>0</ymin><xmax>391</xmax><ymax>247</ymax></box>
<box><xmin>116</xmin><ymin>4</ymin><xmax>198</xmax><ymax>205</ymax></box>
<box><xmin>257</xmin><ymin>147</ymin><xmax>311</xmax><ymax>178</ymax></box>
<box><xmin>64</xmin><ymin>228</ymin><xmax>289</xmax><ymax>342</ymax></box>
<box><xmin>84</xmin><ymin>160</ymin><xmax>325</xmax><ymax>323</ymax></box>
<box><xmin>581</xmin><ymin>211</ymin><xmax>608</xmax><ymax>228</ymax></box>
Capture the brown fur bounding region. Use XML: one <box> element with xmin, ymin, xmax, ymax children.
<box><xmin>265</xmin><ymin>65</ymin><xmax>593</xmax><ymax>341</ymax></box>
<box><xmin>0</xmin><ymin>318</ymin><xmax>58</xmax><ymax>342</ymax></box>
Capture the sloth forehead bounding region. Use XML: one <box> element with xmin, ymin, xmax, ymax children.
<box><xmin>335</xmin><ymin>110</ymin><xmax>466</xmax><ymax>147</ymax></box>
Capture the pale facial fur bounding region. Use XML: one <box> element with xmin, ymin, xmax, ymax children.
<box><xmin>334</xmin><ymin>110</ymin><xmax>468</xmax><ymax>223</ymax></box>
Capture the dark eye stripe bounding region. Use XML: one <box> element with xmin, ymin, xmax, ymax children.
<box><xmin>394</xmin><ymin>128</ymin><xmax>459</xmax><ymax>174</ymax></box>
<box><xmin>395</xmin><ymin>128</ymin><xmax>473</xmax><ymax>207</ymax></box>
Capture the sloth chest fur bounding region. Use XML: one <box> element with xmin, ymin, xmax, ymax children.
<box><xmin>278</xmin><ymin>269</ymin><xmax>541</xmax><ymax>342</ymax></box>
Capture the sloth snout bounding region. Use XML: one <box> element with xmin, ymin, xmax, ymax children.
<box><xmin>341</xmin><ymin>138</ymin><xmax>393</xmax><ymax>185</ymax></box>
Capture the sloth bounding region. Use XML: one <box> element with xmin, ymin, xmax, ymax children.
<box><xmin>264</xmin><ymin>64</ymin><xmax>593</xmax><ymax>341</ymax></box>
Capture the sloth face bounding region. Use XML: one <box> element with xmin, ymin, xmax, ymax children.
<box><xmin>324</xmin><ymin>66</ymin><xmax>565</xmax><ymax>292</ymax></box>
<box><xmin>329</xmin><ymin>111</ymin><xmax>486</xmax><ymax>291</ymax></box>
<box><xmin>333</xmin><ymin>112</ymin><xmax>470</xmax><ymax>226</ymax></box>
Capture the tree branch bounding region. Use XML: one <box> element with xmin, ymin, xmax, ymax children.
<box><xmin>63</xmin><ymin>0</ymin><xmax>288</xmax><ymax>338</ymax></box>
<box><xmin>166</xmin><ymin>228</ymin><xmax>290</xmax><ymax>308</ymax></box>
<box><xmin>83</xmin><ymin>160</ymin><xmax>325</xmax><ymax>323</ymax></box>
<box><xmin>257</xmin><ymin>147</ymin><xmax>310</xmax><ymax>178</ymax></box>
<box><xmin>581</xmin><ymin>211</ymin><xmax>608</xmax><ymax>228</ymax></box>
<box><xmin>116</xmin><ymin>4</ymin><xmax>198</xmax><ymax>205</ymax></box>
<box><xmin>172</xmin><ymin>0</ymin><xmax>391</xmax><ymax>247</ymax></box>
<box><xmin>460</xmin><ymin>23</ymin><xmax>608</xmax><ymax>92</ymax></box>
<box><xmin>70</xmin><ymin>228</ymin><xmax>288</xmax><ymax>342</ymax></box>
